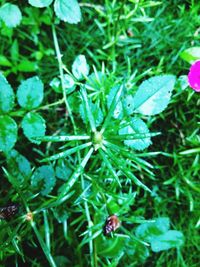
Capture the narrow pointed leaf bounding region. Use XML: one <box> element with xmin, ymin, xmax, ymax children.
<box><xmin>41</xmin><ymin>142</ymin><xmax>92</xmax><ymax>162</ymax></box>
<box><xmin>101</xmin><ymin>84</ymin><xmax>124</xmax><ymax>134</ymax></box>
<box><xmin>98</xmin><ymin>149</ymin><xmax>121</xmax><ymax>187</ymax></box>
<box><xmin>108</xmin><ymin>132</ymin><xmax>161</xmax><ymax>140</ymax></box>
<box><xmin>58</xmin><ymin>147</ymin><xmax>94</xmax><ymax>200</ymax></box>
<box><xmin>80</xmin><ymin>87</ymin><xmax>96</xmax><ymax>132</ymax></box>
<box><xmin>105</xmin><ymin>148</ymin><xmax>151</xmax><ymax>192</ymax></box>
<box><xmin>34</xmin><ymin>135</ymin><xmax>90</xmax><ymax>142</ymax></box>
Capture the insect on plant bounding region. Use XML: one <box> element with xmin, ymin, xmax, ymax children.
<box><xmin>103</xmin><ymin>214</ymin><xmax>121</xmax><ymax>236</ymax></box>
<box><xmin>0</xmin><ymin>203</ymin><xmax>19</xmax><ymax>220</ymax></box>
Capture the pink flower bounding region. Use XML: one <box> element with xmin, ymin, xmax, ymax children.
<box><xmin>188</xmin><ymin>60</ymin><xmax>200</xmax><ymax>92</ymax></box>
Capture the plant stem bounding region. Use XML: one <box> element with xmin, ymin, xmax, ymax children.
<box><xmin>51</xmin><ymin>24</ymin><xmax>76</xmax><ymax>132</ymax></box>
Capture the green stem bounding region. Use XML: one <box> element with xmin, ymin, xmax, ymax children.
<box><xmin>33</xmin><ymin>98</ymin><xmax>64</xmax><ymax>111</ymax></box>
<box><xmin>81</xmin><ymin>174</ymin><xmax>94</xmax><ymax>267</ymax></box>
<box><xmin>51</xmin><ymin>24</ymin><xmax>76</xmax><ymax>132</ymax></box>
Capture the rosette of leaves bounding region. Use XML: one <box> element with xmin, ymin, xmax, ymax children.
<box><xmin>36</xmin><ymin>71</ymin><xmax>175</xmax><ymax>205</ymax></box>
<box><xmin>36</xmin><ymin>56</ymin><xmax>176</xmax><ymax>203</ymax></box>
<box><xmin>0</xmin><ymin>73</ymin><xmax>46</xmax><ymax>152</ymax></box>
<box><xmin>28</xmin><ymin>0</ymin><xmax>81</xmax><ymax>24</ymax></box>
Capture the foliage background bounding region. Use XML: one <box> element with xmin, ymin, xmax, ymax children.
<box><xmin>0</xmin><ymin>0</ymin><xmax>199</xmax><ymax>266</ymax></box>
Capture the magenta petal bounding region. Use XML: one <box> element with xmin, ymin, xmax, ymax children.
<box><xmin>188</xmin><ymin>60</ymin><xmax>200</xmax><ymax>92</ymax></box>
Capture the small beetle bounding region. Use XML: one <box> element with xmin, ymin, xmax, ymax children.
<box><xmin>0</xmin><ymin>203</ymin><xmax>19</xmax><ymax>220</ymax></box>
<box><xmin>103</xmin><ymin>214</ymin><xmax>120</xmax><ymax>236</ymax></box>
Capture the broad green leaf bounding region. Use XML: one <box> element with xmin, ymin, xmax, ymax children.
<box><xmin>126</xmin><ymin>240</ymin><xmax>149</xmax><ymax>263</ymax></box>
<box><xmin>17</xmin><ymin>76</ymin><xmax>44</xmax><ymax>110</ymax></box>
<box><xmin>135</xmin><ymin>217</ymin><xmax>170</xmax><ymax>242</ymax></box>
<box><xmin>0</xmin><ymin>115</ymin><xmax>17</xmax><ymax>152</ymax></box>
<box><xmin>50</xmin><ymin>74</ymin><xmax>76</xmax><ymax>94</ymax></box>
<box><xmin>10</xmin><ymin>39</ymin><xmax>19</xmax><ymax>62</ymax></box>
<box><xmin>79</xmin><ymin>101</ymin><xmax>103</xmax><ymax>127</ymax></box>
<box><xmin>28</xmin><ymin>0</ymin><xmax>53</xmax><ymax>8</ymax></box>
<box><xmin>177</xmin><ymin>75</ymin><xmax>188</xmax><ymax>92</ymax></box>
<box><xmin>0</xmin><ymin>55</ymin><xmax>12</xmax><ymax>66</ymax></box>
<box><xmin>6</xmin><ymin>149</ymin><xmax>32</xmax><ymax>184</ymax></box>
<box><xmin>97</xmin><ymin>235</ymin><xmax>128</xmax><ymax>258</ymax></box>
<box><xmin>17</xmin><ymin>60</ymin><xmax>37</xmax><ymax>72</ymax></box>
<box><xmin>54</xmin><ymin>256</ymin><xmax>69</xmax><ymax>266</ymax></box>
<box><xmin>72</xmin><ymin>55</ymin><xmax>89</xmax><ymax>80</ymax></box>
<box><xmin>119</xmin><ymin>118</ymin><xmax>151</xmax><ymax>151</ymax></box>
<box><xmin>55</xmin><ymin>159</ymin><xmax>72</xmax><ymax>181</ymax></box>
<box><xmin>132</xmin><ymin>75</ymin><xmax>176</xmax><ymax>115</ymax></box>
<box><xmin>151</xmin><ymin>230</ymin><xmax>184</xmax><ymax>252</ymax></box>
<box><xmin>63</xmin><ymin>74</ymin><xmax>76</xmax><ymax>91</ymax></box>
<box><xmin>54</xmin><ymin>0</ymin><xmax>81</xmax><ymax>24</ymax></box>
<box><xmin>31</xmin><ymin>165</ymin><xmax>56</xmax><ymax>196</ymax></box>
<box><xmin>180</xmin><ymin>47</ymin><xmax>200</xmax><ymax>64</ymax></box>
<box><xmin>22</xmin><ymin>112</ymin><xmax>46</xmax><ymax>144</ymax></box>
<box><xmin>107</xmin><ymin>85</ymin><xmax>124</xmax><ymax>119</ymax></box>
<box><xmin>0</xmin><ymin>4</ymin><xmax>22</xmax><ymax>28</ymax></box>
<box><xmin>123</xmin><ymin>94</ymin><xmax>136</xmax><ymax>116</ymax></box>
<box><xmin>0</xmin><ymin>72</ymin><xmax>15</xmax><ymax>113</ymax></box>
<box><xmin>49</xmin><ymin>77</ymin><xmax>61</xmax><ymax>93</ymax></box>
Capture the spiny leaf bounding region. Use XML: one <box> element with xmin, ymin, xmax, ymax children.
<box><xmin>41</xmin><ymin>142</ymin><xmax>92</xmax><ymax>162</ymax></box>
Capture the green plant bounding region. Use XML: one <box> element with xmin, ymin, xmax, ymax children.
<box><xmin>1</xmin><ymin>1</ymin><xmax>198</xmax><ymax>267</ymax></box>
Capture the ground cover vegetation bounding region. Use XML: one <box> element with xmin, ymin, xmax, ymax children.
<box><xmin>0</xmin><ymin>0</ymin><xmax>199</xmax><ymax>266</ymax></box>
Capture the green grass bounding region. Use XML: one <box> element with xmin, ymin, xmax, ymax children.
<box><xmin>0</xmin><ymin>1</ymin><xmax>200</xmax><ymax>266</ymax></box>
